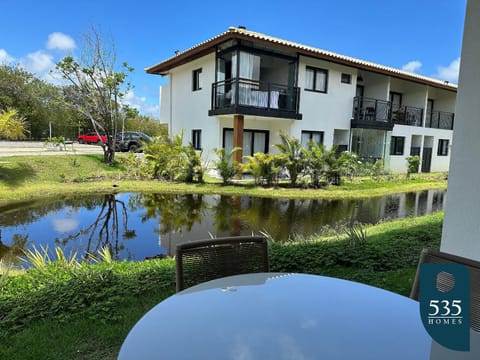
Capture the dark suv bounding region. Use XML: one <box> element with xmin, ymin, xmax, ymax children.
<box><xmin>115</xmin><ymin>131</ymin><xmax>152</xmax><ymax>152</ymax></box>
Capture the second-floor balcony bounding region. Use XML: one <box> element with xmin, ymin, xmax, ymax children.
<box><xmin>351</xmin><ymin>96</ymin><xmax>393</xmax><ymax>130</ymax></box>
<box><xmin>425</xmin><ymin>111</ymin><xmax>454</xmax><ymax>130</ymax></box>
<box><xmin>352</xmin><ymin>97</ymin><xmax>454</xmax><ymax>131</ymax></box>
<box><xmin>209</xmin><ymin>78</ymin><xmax>302</xmax><ymax>120</ymax></box>
<box><xmin>392</xmin><ymin>106</ymin><xmax>424</xmax><ymax>127</ymax></box>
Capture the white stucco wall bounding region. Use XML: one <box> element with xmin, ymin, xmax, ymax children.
<box><xmin>163</xmin><ymin>53</ymin><xmax>226</xmax><ymax>166</ymax></box>
<box><xmin>441</xmin><ymin>0</ymin><xmax>480</xmax><ymax>259</ymax></box>
<box><xmin>427</xmin><ymin>87</ymin><xmax>457</xmax><ymax>112</ymax></box>
<box><xmin>159</xmin><ymin>83</ymin><xmax>170</xmax><ymax>126</ymax></box>
<box><xmin>362</xmin><ymin>72</ymin><xmax>389</xmax><ymax>100</ymax></box>
<box><xmin>294</xmin><ymin>56</ymin><xmax>355</xmax><ymax>148</ymax></box>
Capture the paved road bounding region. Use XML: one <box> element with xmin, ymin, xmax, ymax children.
<box><xmin>0</xmin><ymin>141</ymin><xmax>105</xmax><ymax>157</ymax></box>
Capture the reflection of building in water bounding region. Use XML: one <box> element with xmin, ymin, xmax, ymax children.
<box><xmin>158</xmin><ymin>190</ymin><xmax>446</xmax><ymax>257</ymax></box>
<box><xmin>158</xmin><ymin>195</ymin><xmax>221</xmax><ymax>257</ymax></box>
<box><xmin>353</xmin><ymin>189</ymin><xmax>445</xmax><ymax>223</ymax></box>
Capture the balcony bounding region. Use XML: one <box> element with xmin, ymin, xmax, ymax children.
<box><xmin>209</xmin><ymin>78</ymin><xmax>302</xmax><ymax>120</ymax></box>
<box><xmin>425</xmin><ymin>111</ymin><xmax>454</xmax><ymax>130</ymax></box>
<box><xmin>351</xmin><ymin>97</ymin><xmax>393</xmax><ymax>130</ymax></box>
<box><xmin>392</xmin><ymin>106</ymin><xmax>424</xmax><ymax>127</ymax></box>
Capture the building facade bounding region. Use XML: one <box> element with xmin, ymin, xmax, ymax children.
<box><xmin>147</xmin><ymin>27</ymin><xmax>456</xmax><ymax>173</ymax></box>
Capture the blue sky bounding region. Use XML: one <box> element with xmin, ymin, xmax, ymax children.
<box><xmin>0</xmin><ymin>0</ymin><xmax>466</xmax><ymax>118</ymax></box>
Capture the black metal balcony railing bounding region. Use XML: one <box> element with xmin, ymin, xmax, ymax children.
<box><xmin>425</xmin><ymin>111</ymin><xmax>454</xmax><ymax>130</ymax></box>
<box><xmin>391</xmin><ymin>106</ymin><xmax>424</xmax><ymax>127</ymax></box>
<box><xmin>352</xmin><ymin>97</ymin><xmax>392</xmax><ymax>129</ymax></box>
<box><xmin>211</xmin><ymin>78</ymin><xmax>300</xmax><ymax>116</ymax></box>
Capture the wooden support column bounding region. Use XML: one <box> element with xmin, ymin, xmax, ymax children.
<box><xmin>233</xmin><ymin>114</ymin><xmax>244</xmax><ymax>164</ymax></box>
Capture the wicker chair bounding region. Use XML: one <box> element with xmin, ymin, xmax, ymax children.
<box><xmin>175</xmin><ymin>236</ymin><xmax>269</xmax><ymax>292</ymax></box>
<box><xmin>410</xmin><ymin>248</ymin><xmax>480</xmax><ymax>332</ymax></box>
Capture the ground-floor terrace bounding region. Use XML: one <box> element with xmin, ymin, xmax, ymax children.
<box><xmin>204</xmin><ymin>114</ymin><xmax>452</xmax><ymax>174</ymax></box>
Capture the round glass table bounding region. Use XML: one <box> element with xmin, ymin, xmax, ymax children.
<box><xmin>118</xmin><ymin>273</ymin><xmax>446</xmax><ymax>359</ymax></box>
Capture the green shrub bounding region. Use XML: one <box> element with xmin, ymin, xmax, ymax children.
<box><xmin>213</xmin><ymin>147</ymin><xmax>241</xmax><ymax>185</ymax></box>
<box><xmin>183</xmin><ymin>145</ymin><xmax>204</xmax><ymax>183</ymax></box>
<box><xmin>274</xmin><ymin>132</ymin><xmax>305</xmax><ymax>186</ymax></box>
<box><xmin>406</xmin><ymin>155</ymin><xmax>420</xmax><ymax>177</ymax></box>
<box><xmin>241</xmin><ymin>152</ymin><xmax>281</xmax><ymax>186</ymax></box>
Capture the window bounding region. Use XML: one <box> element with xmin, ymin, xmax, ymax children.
<box><xmin>437</xmin><ymin>139</ymin><xmax>449</xmax><ymax>156</ymax></box>
<box><xmin>223</xmin><ymin>128</ymin><xmax>269</xmax><ymax>157</ymax></box>
<box><xmin>390</xmin><ymin>136</ymin><xmax>405</xmax><ymax>155</ymax></box>
<box><xmin>192</xmin><ymin>68</ymin><xmax>202</xmax><ymax>91</ymax></box>
<box><xmin>341</xmin><ymin>73</ymin><xmax>352</xmax><ymax>84</ymax></box>
<box><xmin>305</xmin><ymin>66</ymin><xmax>328</xmax><ymax>93</ymax></box>
<box><xmin>192</xmin><ymin>129</ymin><xmax>202</xmax><ymax>150</ymax></box>
<box><xmin>301</xmin><ymin>131</ymin><xmax>324</xmax><ymax>148</ymax></box>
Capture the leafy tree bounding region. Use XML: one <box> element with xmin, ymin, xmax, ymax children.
<box><xmin>0</xmin><ymin>65</ymin><xmax>79</xmax><ymax>139</ymax></box>
<box><xmin>125</xmin><ymin>112</ymin><xmax>166</xmax><ymax>137</ymax></box>
<box><xmin>274</xmin><ymin>132</ymin><xmax>305</xmax><ymax>186</ymax></box>
<box><xmin>0</xmin><ymin>109</ymin><xmax>29</xmax><ymax>139</ymax></box>
<box><xmin>56</xmin><ymin>27</ymin><xmax>133</xmax><ymax>164</ymax></box>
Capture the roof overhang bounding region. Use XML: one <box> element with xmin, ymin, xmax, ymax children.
<box><xmin>145</xmin><ymin>27</ymin><xmax>457</xmax><ymax>92</ymax></box>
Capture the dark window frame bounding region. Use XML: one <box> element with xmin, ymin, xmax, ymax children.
<box><xmin>305</xmin><ymin>66</ymin><xmax>328</xmax><ymax>93</ymax></box>
<box><xmin>390</xmin><ymin>136</ymin><xmax>405</xmax><ymax>155</ymax></box>
<box><xmin>301</xmin><ymin>130</ymin><xmax>324</xmax><ymax>148</ymax></box>
<box><xmin>192</xmin><ymin>129</ymin><xmax>202</xmax><ymax>150</ymax></box>
<box><xmin>222</xmin><ymin>128</ymin><xmax>270</xmax><ymax>156</ymax></box>
<box><xmin>341</xmin><ymin>73</ymin><xmax>352</xmax><ymax>84</ymax></box>
<box><xmin>437</xmin><ymin>139</ymin><xmax>449</xmax><ymax>156</ymax></box>
<box><xmin>192</xmin><ymin>68</ymin><xmax>202</xmax><ymax>91</ymax></box>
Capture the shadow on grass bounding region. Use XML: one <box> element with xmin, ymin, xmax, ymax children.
<box><xmin>0</xmin><ymin>162</ymin><xmax>36</xmax><ymax>187</ymax></box>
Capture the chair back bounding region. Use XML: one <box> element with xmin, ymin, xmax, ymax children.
<box><xmin>410</xmin><ymin>248</ymin><xmax>480</xmax><ymax>332</ymax></box>
<box><xmin>175</xmin><ymin>236</ymin><xmax>269</xmax><ymax>292</ymax></box>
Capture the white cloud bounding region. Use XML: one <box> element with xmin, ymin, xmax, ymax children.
<box><xmin>434</xmin><ymin>57</ymin><xmax>460</xmax><ymax>84</ymax></box>
<box><xmin>47</xmin><ymin>32</ymin><xmax>76</xmax><ymax>51</ymax></box>
<box><xmin>123</xmin><ymin>90</ymin><xmax>160</xmax><ymax>117</ymax></box>
<box><xmin>401</xmin><ymin>60</ymin><xmax>422</xmax><ymax>73</ymax></box>
<box><xmin>21</xmin><ymin>50</ymin><xmax>55</xmax><ymax>73</ymax></box>
<box><xmin>52</xmin><ymin>218</ymin><xmax>79</xmax><ymax>233</ymax></box>
<box><xmin>0</xmin><ymin>49</ymin><xmax>15</xmax><ymax>64</ymax></box>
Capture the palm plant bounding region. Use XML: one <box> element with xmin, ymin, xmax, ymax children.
<box><xmin>303</xmin><ymin>140</ymin><xmax>326</xmax><ymax>188</ymax></box>
<box><xmin>0</xmin><ymin>108</ymin><xmax>29</xmax><ymax>140</ymax></box>
<box><xmin>213</xmin><ymin>147</ymin><xmax>241</xmax><ymax>185</ymax></box>
<box><xmin>241</xmin><ymin>152</ymin><xmax>281</xmax><ymax>186</ymax></box>
<box><xmin>274</xmin><ymin>132</ymin><xmax>305</xmax><ymax>186</ymax></box>
<box><xmin>183</xmin><ymin>145</ymin><xmax>204</xmax><ymax>183</ymax></box>
<box><xmin>144</xmin><ymin>132</ymin><xmax>185</xmax><ymax>180</ymax></box>
<box><xmin>323</xmin><ymin>145</ymin><xmax>342</xmax><ymax>185</ymax></box>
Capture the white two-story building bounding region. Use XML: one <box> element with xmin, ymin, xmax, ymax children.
<box><xmin>147</xmin><ymin>26</ymin><xmax>456</xmax><ymax>173</ymax></box>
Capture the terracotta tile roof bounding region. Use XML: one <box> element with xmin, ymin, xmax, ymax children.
<box><xmin>146</xmin><ymin>26</ymin><xmax>457</xmax><ymax>92</ymax></box>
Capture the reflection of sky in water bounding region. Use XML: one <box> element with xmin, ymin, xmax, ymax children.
<box><xmin>1</xmin><ymin>193</ymin><xmax>164</xmax><ymax>263</ymax></box>
<box><xmin>52</xmin><ymin>218</ymin><xmax>79</xmax><ymax>233</ymax></box>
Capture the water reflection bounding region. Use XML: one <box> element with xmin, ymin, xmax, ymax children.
<box><xmin>0</xmin><ymin>190</ymin><xmax>445</xmax><ymax>264</ymax></box>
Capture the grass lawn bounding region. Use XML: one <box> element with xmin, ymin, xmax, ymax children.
<box><xmin>0</xmin><ymin>154</ymin><xmax>447</xmax><ymax>205</ymax></box>
<box><xmin>0</xmin><ymin>212</ymin><xmax>443</xmax><ymax>359</ymax></box>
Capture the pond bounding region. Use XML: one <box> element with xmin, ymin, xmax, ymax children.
<box><xmin>0</xmin><ymin>190</ymin><xmax>446</xmax><ymax>265</ymax></box>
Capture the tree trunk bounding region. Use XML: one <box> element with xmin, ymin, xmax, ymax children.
<box><xmin>103</xmin><ymin>145</ymin><xmax>115</xmax><ymax>165</ymax></box>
